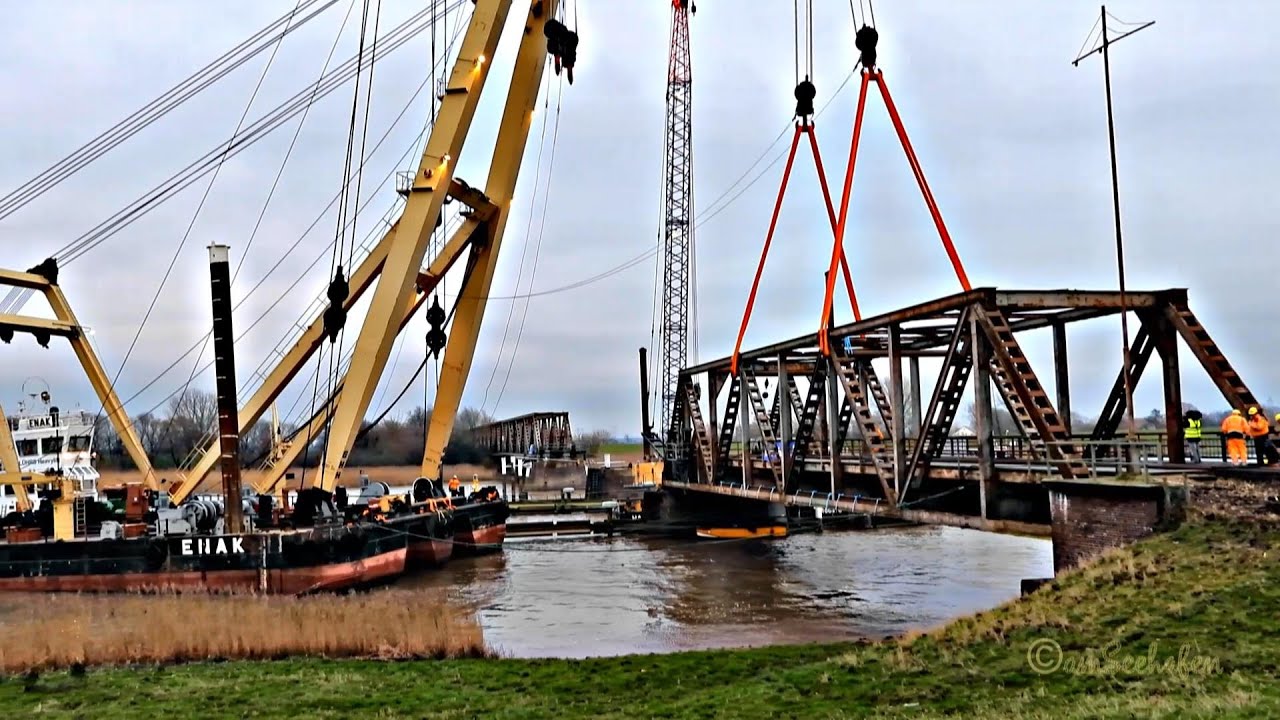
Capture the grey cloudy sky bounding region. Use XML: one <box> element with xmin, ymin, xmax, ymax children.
<box><xmin>1</xmin><ymin>0</ymin><xmax>1277</xmax><ymax>439</ymax></box>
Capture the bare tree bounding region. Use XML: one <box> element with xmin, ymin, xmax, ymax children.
<box><xmin>575</xmin><ymin>429</ymin><xmax>613</xmax><ymax>456</ymax></box>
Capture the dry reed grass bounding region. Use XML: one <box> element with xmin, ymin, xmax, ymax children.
<box><xmin>0</xmin><ymin>588</ymin><xmax>488</xmax><ymax>673</ymax></box>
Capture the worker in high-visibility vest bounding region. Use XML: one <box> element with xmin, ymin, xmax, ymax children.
<box><xmin>1221</xmin><ymin>409</ymin><xmax>1249</xmax><ymax>466</ymax></box>
<box><xmin>471</xmin><ymin>474</ymin><xmax>481</xmax><ymax>495</ymax></box>
<box><xmin>448</xmin><ymin>474</ymin><xmax>461</xmax><ymax>497</ymax></box>
<box><xmin>1182</xmin><ymin>410</ymin><xmax>1203</xmax><ymax>463</ymax></box>
<box><xmin>1246</xmin><ymin>407</ymin><xmax>1273</xmax><ymax>466</ymax></box>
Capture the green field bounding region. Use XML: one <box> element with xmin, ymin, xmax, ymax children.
<box><xmin>599</xmin><ymin>441</ymin><xmax>643</xmax><ymax>456</ymax></box>
<box><xmin>3</xmin><ymin>515</ymin><xmax>1277</xmax><ymax>718</ymax></box>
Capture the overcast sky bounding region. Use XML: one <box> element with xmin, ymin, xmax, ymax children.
<box><xmin>1</xmin><ymin>0</ymin><xmax>1277</xmax><ymax>440</ymax></box>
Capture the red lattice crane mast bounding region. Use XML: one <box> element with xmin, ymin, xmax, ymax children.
<box><xmin>654</xmin><ymin>0</ymin><xmax>696</xmax><ymax>457</ymax></box>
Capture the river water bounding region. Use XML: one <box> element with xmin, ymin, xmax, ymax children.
<box><xmin>400</xmin><ymin>526</ymin><xmax>1053</xmax><ymax>658</ymax></box>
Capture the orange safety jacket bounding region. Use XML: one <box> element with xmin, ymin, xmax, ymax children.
<box><xmin>1247</xmin><ymin>414</ymin><xmax>1271</xmax><ymax>438</ymax></box>
<box><xmin>1222</xmin><ymin>414</ymin><xmax>1248</xmax><ymax>438</ymax></box>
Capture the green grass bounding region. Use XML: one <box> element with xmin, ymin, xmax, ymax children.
<box><xmin>3</xmin><ymin>517</ymin><xmax>1278</xmax><ymax>718</ymax></box>
<box><xmin>598</xmin><ymin>441</ymin><xmax>643</xmax><ymax>456</ymax></box>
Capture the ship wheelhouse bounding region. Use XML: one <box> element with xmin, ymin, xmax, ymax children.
<box><xmin>1</xmin><ymin>405</ymin><xmax>98</xmax><ymax>514</ymax></box>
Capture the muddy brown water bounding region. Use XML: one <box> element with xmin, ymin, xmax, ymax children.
<box><xmin>398</xmin><ymin>525</ymin><xmax>1053</xmax><ymax>658</ymax></box>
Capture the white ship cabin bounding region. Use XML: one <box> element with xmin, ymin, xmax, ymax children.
<box><xmin>1</xmin><ymin>405</ymin><xmax>99</xmax><ymax>514</ymax></box>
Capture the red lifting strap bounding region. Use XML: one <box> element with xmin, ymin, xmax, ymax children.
<box><xmin>818</xmin><ymin>68</ymin><xmax>971</xmax><ymax>356</ymax></box>
<box><xmin>730</xmin><ymin>123</ymin><xmax>862</xmax><ymax>376</ymax></box>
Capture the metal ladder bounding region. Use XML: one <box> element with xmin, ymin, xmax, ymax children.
<box><xmin>681</xmin><ymin>380</ymin><xmax>715</xmax><ymax>483</ymax></box>
<box><xmin>832</xmin><ymin>354</ymin><xmax>896</xmax><ymax>498</ymax></box>
<box><xmin>715</xmin><ymin>374</ymin><xmax>743</xmax><ymax>479</ymax></box>
<box><xmin>858</xmin><ymin>360</ymin><xmax>895</xmax><ymax>436</ymax></box>
<box><xmin>768</xmin><ymin>388</ymin><xmax>783</xmax><ymax>436</ymax></box>
<box><xmin>742</xmin><ymin>370</ymin><xmax>782</xmax><ymax>487</ymax></box>
<box><xmin>73</xmin><ymin>495</ymin><xmax>89</xmax><ymax>537</ymax></box>
<box><xmin>977</xmin><ymin>307</ymin><xmax>1087</xmax><ymax>478</ymax></box>
<box><xmin>790</xmin><ymin>366</ymin><xmax>828</xmax><ymax>472</ymax></box>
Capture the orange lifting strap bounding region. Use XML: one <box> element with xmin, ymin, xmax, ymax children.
<box><xmin>729</xmin><ymin>118</ymin><xmax>862</xmax><ymax>376</ymax></box>
<box><xmin>817</xmin><ymin>65</ymin><xmax>971</xmax><ymax>356</ymax></box>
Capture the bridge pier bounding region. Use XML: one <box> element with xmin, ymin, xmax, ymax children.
<box><xmin>1045</xmin><ymin>479</ymin><xmax>1187</xmax><ymax>574</ymax></box>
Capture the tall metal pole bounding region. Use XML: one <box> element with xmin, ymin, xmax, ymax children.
<box><xmin>208</xmin><ymin>244</ymin><xmax>244</xmax><ymax>534</ymax></box>
<box><xmin>657</xmin><ymin>0</ymin><xmax>694</xmax><ymax>449</ymax></box>
<box><xmin>1073</xmin><ymin>7</ymin><xmax>1155</xmax><ymax>444</ymax></box>
<box><xmin>639</xmin><ymin>347</ymin><xmax>653</xmax><ymax>460</ymax></box>
<box><xmin>1101</xmin><ymin>8</ymin><xmax>1136</xmax><ymax>441</ymax></box>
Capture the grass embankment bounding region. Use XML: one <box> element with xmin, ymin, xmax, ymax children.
<box><xmin>2</xmin><ymin>509</ymin><xmax>1278</xmax><ymax>718</ymax></box>
<box><xmin>0</xmin><ymin>590</ymin><xmax>485</xmax><ymax>674</ymax></box>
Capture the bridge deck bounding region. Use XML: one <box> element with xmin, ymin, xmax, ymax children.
<box><xmin>665</xmin><ymin>479</ymin><xmax>1051</xmax><ymax>536</ymax></box>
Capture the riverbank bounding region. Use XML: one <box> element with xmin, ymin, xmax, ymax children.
<box><xmin>2</xmin><ymin>505</ymin><xmax>1275</xmax><ymax>718</ymax></box>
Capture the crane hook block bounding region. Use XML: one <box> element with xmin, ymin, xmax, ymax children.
<box><xmin>794</xmin><ymin>78</ymin><xmax>816</xmax><ymax>118</ymax></box>
<box><xmin>425</xmin><ymin>295</ymin><xmax>446</xmax><ymax>327</ymax></box>
<box><xmin>855</xmin><ymin>25</ymin><xmax>878</xmax><ymax>69</ymax></box>
<box><xmin>322</xmin><ymin>267</ymin><xmax>350</xmax><ymax>344</ymax></box>
<box><xmin>425</xmin><ymin>294</ymin><xmax>447</xmax><ymax>355</ymax></box>
<box><xmin>544</xmin><ymin>18</ymin><xmax>579</xmax><ymax>84</ymax></box>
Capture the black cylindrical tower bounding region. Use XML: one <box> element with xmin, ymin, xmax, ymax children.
<box><xmin>208</xmin><ymin>244</ymin><xmax>244</xmax><ymax>534</ymax></box>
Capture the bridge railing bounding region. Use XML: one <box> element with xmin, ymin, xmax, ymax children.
<box><xmin>733</xmin><ymin>430</ymin><xmax>1239</xmax><ymax>466</ymax></box>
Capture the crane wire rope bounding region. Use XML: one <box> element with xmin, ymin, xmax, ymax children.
<box><xmin>125</xmin><ymin>23</ymin><xmax>464</xmax><ymax>426</ymax></box>
<box><xmin>433</xmin><ymin>67</ymin><xmax>857</xmax><ymax>310</ymax></box>
<box><xmin>123</xmin><ymin>4</ymin><xmax>467</xmax><ymax>428</ymax></box>
<box><xmin>0</xmin><ymin>0</ymin><xmax>339</xmax><ymax>221</ymax></box>
<box><xmin>159</xmin><ymin>0</ymin><xmax>360</xmax><ymax>457</ymax></box>
<box><xmin>104</xmin><ymin>8</ymin><xmax>844</xmax><ymax>436</ymax></box>
<box><xmin>316</xmin><ymin>0</ymin><xmax>384</xmax><ymax>479</ymax></box>
<box><xmin>93</xmin><ymin>0</ymin><xmax>303</xmax><ymax>435</ymax></box>
<box><xmin>478</xmin><ymin>69</ymin><xmax>554</xmax><ymax>413</ymax></box>
<box><xmin>488</xmin><ymin>76</ymin><xmax>565</xmax><ymax>418</ymax></box>
<box><xmin>479</xmin><ymin>0</ymin><xmax>574</xmax><ymax>417</ymax></box>
<box><xmin>53</xmin><ymin>0</ymin><xmax>466</xmax><ymax>266</ymax></box>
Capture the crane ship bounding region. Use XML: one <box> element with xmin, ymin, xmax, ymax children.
<box><xmin>0</xmin><ymin>0</ymin><xmax>580</xmax><ymax>593</ymax></box>
<box><xmin>0</xmin><ymin>255</ymin><xmax>508</xmax><ymax>594</ymax></box>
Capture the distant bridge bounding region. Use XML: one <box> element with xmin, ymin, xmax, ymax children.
<box><xmin>472</xmin><ymin>412</ymin><xmax>574</xmax><ymax>457</ymax></box>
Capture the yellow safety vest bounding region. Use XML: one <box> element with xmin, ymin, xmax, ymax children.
<box><xmin>1185</xmin><ymin>418</ymin><xmax>1202</xmax><ymax>440</ymax></box>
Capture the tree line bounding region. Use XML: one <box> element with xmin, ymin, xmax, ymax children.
<box><xmin>90</xmin><ymin>389</ymin><xmax>621</xmax><ymax>471</ymax></box>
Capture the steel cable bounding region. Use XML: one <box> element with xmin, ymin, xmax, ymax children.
<box><xmin>0</xmin><ymin>0</ymin><xmax>339</xmax><ymax>221</ymax></box>
<box><xmin>54</xmin><ymin>0</ymin><xmax>466</xmax><ymax>265</ymax></box>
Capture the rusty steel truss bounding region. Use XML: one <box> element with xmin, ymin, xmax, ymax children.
<box><xmin>471</xmin><ymin>411</ymin><xmax>574</xmax><ymax>457</ymax></box>
<box><xmin>673</xmin><ymin>288</ymin><xmax>1256</xmax><ymax>510</ymax></box>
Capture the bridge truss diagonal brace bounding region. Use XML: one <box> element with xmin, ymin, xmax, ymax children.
<box><xmin>832</xmin><ymin>357</ymin><xmax>895</xmax><ymax>501</ymax></box>
<box><xmin>900</xmin><ymin>306</ymin><xmax>973</xmax><ymax>505</ymax></box>
<box><xmin>1162</xmin><ymin>301</ymin><xmax>1258</xmax><ymax>410</ymax></box>
<box><xmin>1090</xmin><ymin>320</ymin><xmax>1155</xmax><ymax>442</ymax></box>
<box><xmin>715</xmin><ymin>372</ymin><xmax>742</xmax><ymax>480</ymax></box>
<box><xmin>741</xmin><ymin>369</ymin><xmax>782</xmax><ymax>488</ymax></box>
<box><xmin>677</xmin><ymin>376</ymin><xmax>714</xmax><ymax>483</ymax></box>
<box><xmin>973</xmin><ymin>305</ymin><xmax>1082</xmax><ymax>479</ymax></box>
<box><xmin>787</xmin><ymin>365</ymin><xmax>828</xmax><ymax>491</ymax></box>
